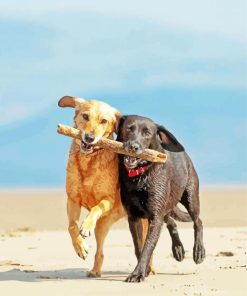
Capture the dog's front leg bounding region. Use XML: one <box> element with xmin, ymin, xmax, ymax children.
<box><xmin>128</xmin><ymin>217</ymin><xmax>143</xmax><ymax>260</ymax></box>
<box><xmin>126</xmin><ymin>215</ymin><xmax>163</xmax><ymax>283</ymax></box>
<box><xmin>128</xmin><ymin>217</ymin><xmax>155</xmax><ymax>276</ymax></box>
<box><xmin>67</xmin><ymin>199</ymin><xmax>89</xmax><ymax>259</ymax></box>
<box><xmin>80</xmin><ymin>199</ymin><xmax>114</xmax><ymax>238</ymax></box>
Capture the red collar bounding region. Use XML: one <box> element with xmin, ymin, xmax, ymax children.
<box><xmin>125</xmin><ymin>165</ymin><xmax>150</xmax><ymax>178</ymax></box>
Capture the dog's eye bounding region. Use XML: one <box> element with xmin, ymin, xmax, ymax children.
<box><xmin>143</xmin><ymin>128</ymin><xmax>151</xmax><ymax>136</ymax></box>
<box><xmin>101</xmin><ymin>119</ymin><xmax>107</xmax><ymax>124</ymax></box>
<box><xmin>127</xmin><ymin>125</ymin><xmax>135</xmax><ymax>132</ymax></box>
<box><xmin>82</xmin><ymin>114</ymin><xmax>89</xmax><ymax>121</ymax></box>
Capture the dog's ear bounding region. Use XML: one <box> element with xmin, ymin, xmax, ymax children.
<box><xmin>114</xmin><ymin>111</ymin><xmax>122</xmax><ymax>133</ymax></box>
<box><xmin>157</xmin><ymin>125</ymin><xmax>184</xmax><ymax>152</ymax></box>
<box><xmin>116</xmin><ymin>116</ymin><xmax>127</xmax><ymax>140</ymax></box>
<box><xmin>58</xmin><ymin>96</ymin><xmax>85</xmax><ymax>110</ymax></box>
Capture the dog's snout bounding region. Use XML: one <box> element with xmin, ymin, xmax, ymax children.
<box><xmin>85</xmin><ymin>133</ymin><xmax>95</xmax><ymax>143</ymax></box>
<box><xmin>124</xmin><ymin>142</ymin><xmax>142</xmax><ymax>154</ymax></box>
<box><xmin>130</xmin><ymin>143</ymin><xmax>140</xmax><ymax>152</ymax></box>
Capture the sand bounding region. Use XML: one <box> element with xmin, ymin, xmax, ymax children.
<box><xmin>0</xmin><ymin>188</ymin><xmax>246</xmax><ymax>295</ymax></box>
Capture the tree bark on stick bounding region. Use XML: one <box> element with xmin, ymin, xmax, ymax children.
<box><xmin>57</xmin><ymin>124</ymin><xmax>167</xmax><ymax>163</ymax></box>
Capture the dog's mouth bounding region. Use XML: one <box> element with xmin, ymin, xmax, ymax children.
<box><xmin>80</xmin><ymin>140</ymin><xmax>94</xmax><ymax>154</ymax></box>
<box><xmin>124</xmin><ymin>156</ymin><xmax>141</xmax><ymax>169</ymax></box>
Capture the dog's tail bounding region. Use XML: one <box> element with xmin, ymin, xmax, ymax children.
<box><xmin>170</xmin><ymin>206</ymin><xmax>192</xmax><ymax>222</ymax></box>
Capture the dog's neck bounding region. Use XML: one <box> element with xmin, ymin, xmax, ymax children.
<box><xmin>69</xmin><ymin>140</ymin><xmax>116</xmax><ymax>175</ymax></box>
<box><xmin>126</xmin><ymin>164</ymin><xmax>151</xmax><ymax>178</ymax></box>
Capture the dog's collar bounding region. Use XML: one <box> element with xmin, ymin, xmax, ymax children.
<box><xmin>126</xmin><ymin>165</ymin><xmax>150</xmax><ymax>178</ymax></box>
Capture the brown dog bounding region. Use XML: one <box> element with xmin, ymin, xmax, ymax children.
<box><xmin>58</xmin><ymin>96</ymin><xmax>154</xmax><ymax>277</ymax></box>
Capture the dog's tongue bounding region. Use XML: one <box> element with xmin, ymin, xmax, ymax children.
<box><xmin>84</xmin><ymin>143</ymin><xmax>92</xmax><ymax>149</ymax></box>
<box><xmin>124</xmin><ymin>156</ymin><xmax>138</xmax><ymax>168</ymax></box>
<box><xmin>81</xmin><ymin>140</ymin><xmax>93</xmax><ymax>152</ymax></box>
<box><xmin>125</xmin><ymin>156</ymin><xmax>136</xmax><ymax>163</ymax></box>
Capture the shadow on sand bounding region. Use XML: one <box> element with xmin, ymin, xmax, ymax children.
<box><xmin>0</xmin><ymin>268</ymin><xmax>194</xmax><ymax>282</ymax></box>
<box><xmin>0</xmin><ymin>268</ymin><xmax>131</xmax><ymax>282</ymax></box>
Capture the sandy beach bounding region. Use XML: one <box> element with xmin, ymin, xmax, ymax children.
<box><xmin>0</xmin><ymin>188</ymin><xmax>246</xmax><ymax>295</ymax></box>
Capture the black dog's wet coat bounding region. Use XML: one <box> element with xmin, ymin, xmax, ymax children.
<box><xmin>120</xmin><ymin>156</ymin><xmax>188</xmax><ymax>221</ymax></box>
<box><xmin>121</xmin><ymin>170</ymin><xmax>150</xmax><ymax>217</ymax></box>
<box><xmin>117</xmin><ymin>115</ymin><xmax>205</xmax><ymax>282</ymax></box>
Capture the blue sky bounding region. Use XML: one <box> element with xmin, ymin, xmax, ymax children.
<box><xmin>0</xmin><ymin>0</ymin><xmax>246</xmax><ymax>186</ymax></box>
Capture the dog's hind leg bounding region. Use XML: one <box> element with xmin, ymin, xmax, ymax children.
<box><xmin>87</xmin><ymin>208</ymin><xmax>124</xmax><ymax>278</ymax></box>
<box><xmin>128</xmin><ymin>217</ymin><xmax>144</xmax><ymax>260</ymax></box>
<box><xmin>165</xmin><ymin>215</ymin><xmax>185</xmax><ymax>262</ymax></box>
<box><xmin>139</xmin><ymin>219</ymin><xmax>155</xmax><ymax>275</ymax></box>
<box><xmin>180</xmin><ymin>186</ymin><xmax>206</xmax><ymax>264</ymax></box>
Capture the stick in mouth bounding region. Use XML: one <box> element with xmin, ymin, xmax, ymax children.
<box><xmin>57</xmin><ymin>124</ymin><xmax>167</xmax><ymax>163</ymax></box>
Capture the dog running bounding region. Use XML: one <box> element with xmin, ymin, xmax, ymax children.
<box><xmin>117</xmin><ymin>115</ymin><xmax>205</xmax><ymax>282</ymax></box>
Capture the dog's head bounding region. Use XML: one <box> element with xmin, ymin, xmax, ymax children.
<box><xmin>58</xmin><ymin>96</ymin><xmax>121</xmax><ymax>153</ymax></box>
<box><xmin>117</xmin><ymin>115</ymin><xmax>184</xmax><ymax>169</ymax></box>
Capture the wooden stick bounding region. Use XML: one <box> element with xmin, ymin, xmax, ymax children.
<box><xmin>57</xmin><ymin>124</ymin><xmax>167</xmax><ymax>163</ymax></box>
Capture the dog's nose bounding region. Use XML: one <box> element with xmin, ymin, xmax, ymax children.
<box><xmin>84</xmin><ymin>133</ymin><xmax>95</xmax><ymax>143</ymax></box>
<box><xmin>128</xmin><ymin>143</ymin><xmax>141</xmax><ymax>153</ymax></box>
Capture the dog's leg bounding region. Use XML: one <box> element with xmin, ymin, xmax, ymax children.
<box><xmin>192</xmin><ymin>216</ymin><xmax>205</xmax><ymax>264</ymax></box>
<box><xmin>128</xmin><ymin>217</ymin><xmax>143</xmax><ymax>259</ymax></box>
<box><xmin>126</xmin><ymin>216</ymin><xmax>163</xmax><ymax>282</ymax></box>
<box><xmin>128</xmin><ymin>217</ymin><xmax>155</xmax><ymax>275</ymax></box>
<box><xmin>67</xmin><ymin>199</ymin><xmax>88</xmax><ymax>259</ymax></box>
<box><xmin>165</xmin><ymin>215</ymin><xmax>185</xmax><ymax>262</ymax></box>
<box><xmin>128</xmin><ymin>218</ymin><xmax>156</xmax><ymax>276</ymax></box>
<box><xmin>180</xmin><ymin>189</ymin><xmax>205</xmax><ymax>264</ymax></box>
<box><xmin>140</xmin><ymin>219</ymin><xmax>155</xmax><ymax>275</ymax></box>
<box><xmin>87</xmin><ymin>209</ymin><xmax>123</xmax><ymax>278</ymax></box>
<box><xmin>81</xmin><ymin>199</ymin><xmax>114</xmax><ymax>238</ymax></box>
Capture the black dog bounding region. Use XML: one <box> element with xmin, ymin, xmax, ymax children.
<box><xmin>117</xmin><ymin>115</ymin><xmax>205</xmax><ymax>282</ymax></box>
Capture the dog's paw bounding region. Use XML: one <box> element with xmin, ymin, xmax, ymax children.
<box><xmin>73</xmin><ymin>235</ymin><xmax>89</xmax><ymax>260</ymax></box>
<box><xmin>87</xmin><ymin>270</ymin><xmax>101</xmax><ymax>278</ymax></box>
<box><xmin>80</xmin><ymin>219</ymin><xmax>96</xmax><ymax>238</ymax></box>
<box><xmin>146</xmin><ymin>265</ymin><xmax>156</xmax><ymax>276</ymax></box>
<box><xmin>193</xmin><ymin>243</ymin><xmax>205</xmax><ymax>264</ymax></box>
<box><xmin>172</xmin><ymin>243</ymin><xmax>185</xmax><ymax>262</ymax></box>
<box><xmin>125</xmin><ymin>271</ymin><xmax>145</xmax><ymax>283</ymax></box>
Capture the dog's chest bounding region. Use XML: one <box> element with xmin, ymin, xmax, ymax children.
<box><xmin>129</xmin><ymin>190</ymin><xmax>149</xmax><ymax>218</ymax></box>
<box><xmin>129</xmin><ymin>174</ymin><xmax>149</xmax><ymax>191</ymax></box>
<box><xmin>125</xmin><ymin>175</ymin><xmax>151</xmax><ymax>218</ymax></box>
<box><xmin>67</xmin><ymin>148</ymin><xmax>119</xmax><ymax>204</ymax></box>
